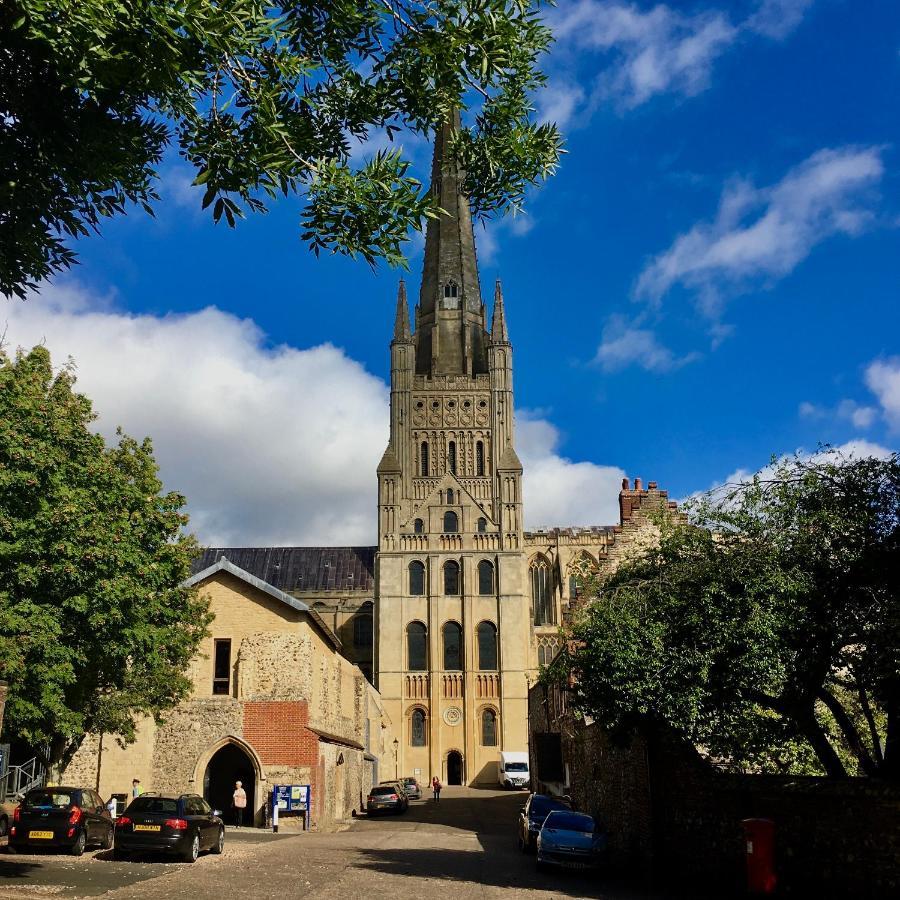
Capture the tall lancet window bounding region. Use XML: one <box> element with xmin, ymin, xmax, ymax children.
<box><xmin>531</xmin><ymin>556</ymin><xmax>555</xmax><ymax>625</ymax></box>
<box><xmin>476</xmin><ymin>441</ymin><xmax>485</xmax><ymax>476</ymax></box>
<box><xmin>448</xmin><ymin>441</ymin><xmax>457</xmax><ymax>475</ymax></box>
<box><xmin>421</xmin><ymin>441</ymin><xmax>429</xmax><ymax>477</ymax></box>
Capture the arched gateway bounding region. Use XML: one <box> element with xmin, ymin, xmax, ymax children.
<box><xmin>196</xmin><ymin>737</ymin><xmax>263</xmax><ymax>826</ymax></box>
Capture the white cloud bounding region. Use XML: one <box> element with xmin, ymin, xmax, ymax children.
<box><xmin>476</xmin><ymin>212</ymin><xmax>536</xmax><ymax>265</ymax></box>
<box><xmin>594</xmin><ymin>314</ymin><xmax>699</xmax><ymax>372</ymax></box>
<box><xmin>547</xmin><ymin>0</ymin><xmax>813</xmax><ymax>117</ymax></box>
<box><xmin>2</xmin><ymin>284</ymin><xmax>627</xmax><ymax>545</ymax></box>
<box><xmin>865</xmin><ymin>357</ymin><xmax>900</xmax><ymax>430</ymax></box>
<box><xmin>636</xmin><ymin>146</ymin><xmax>886</xmax><ymax>305</ymax></box>
<box><xmin>517</xmin><ymin>411</ymin><xmax>626</xmax><ymax>527</ymax></box>
<box><xmin>3</xmin><ymin>283</ymin><xmax>389</xmax><ymax>547</ymax></box>
<box><xmin>536</xmin><ymin>78</ymin><xmax>588</xmax><ymax>129</ymax></box>
<box><xmin>745</xmin><ymin>0</ymin><xmax>814</xmax><ymax>40</ymax></box>
<box><xmin>691</xmin><ymin>438</ymin><xmax>893</xmax><ymax>504</ymax></box>
<box><xmin>799</xmin><ymin>398</ymin><xmax>878</xmax><ymax>430</ymax></box>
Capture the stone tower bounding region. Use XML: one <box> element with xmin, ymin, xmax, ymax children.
<box><xmin>375</xmin><ymin>114</ymin><xmax>530</xmax><ymax>786</ymax></box>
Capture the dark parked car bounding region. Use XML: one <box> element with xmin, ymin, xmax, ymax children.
<box><xmin>536</xmin><ymin>810</ymin><xmax>607</xmax><ymax>870</ymax></box>
<box><xmin>516</xmin><ymin>793</ymin><xmax>571</xmax><ymax>853</ymax></box>
<box><xmin>114</xmin><ymin>793</ymin><xmax>224</xmax><ymax>863</ymax></box>
<box><xmin>8</xmin><ymin>786</ymin><xmax>114</xmax><ymax>856</ymax></box>
<box><xmin>366</xmin><ymin>785</ymin><xmax>408</xmax><ymax>815</ymax></box>
<box><xmin>399</xmin><ymin>777</ymin><xmax>422</xmax><ymax>800</ymax></box>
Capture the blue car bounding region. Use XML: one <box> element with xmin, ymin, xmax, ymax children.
<box><xmin>536</xmin><ymin>810</ymin><xmax>606</xmax><ymax>871</ymax></box>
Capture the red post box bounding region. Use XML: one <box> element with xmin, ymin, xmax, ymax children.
<box><xmin>742</xmin><ymin>818</ymin><xmax>777</xmax><ymax>894</ymax></box>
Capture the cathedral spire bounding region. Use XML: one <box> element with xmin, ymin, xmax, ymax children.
<box><xmin>414</xmin><ymin>111</ymin><xmax>488</xmax><ymax>376</ymax></box>
<box><xmin>491</xmin><ymin>280</ymin><xmax>509</xmax><ymax>343</ymax></box>
<box><xmin>393</xmin><ymin>279</ymin><xmax>411</xmax><ymax>341</ymax></box>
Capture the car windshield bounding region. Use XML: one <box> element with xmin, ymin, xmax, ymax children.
<box><xmin>505</xmin><ymin>763</ymin><xmax>528</xmax><ymax>772</ymax></box>
<box><xmin>401</xmin><ymin>779</ymin><xmax>416</xmax><ymax>785</ymax></box>
<box><xmin>530</xmin><ymin>797</ymin><xmax>569</xmax><ymax>817</ymax></box>
<box><xmin>370</xmin><ymin>787</ymin><xmax>397</xmax><ymax>796</ymax></box>
<box><xmin>544</xmin><ymin>811</ymin><xmax>595</xmax><ymax>833</ymax></box>
<box><xmin>24</xmin><ymin>789</ymin><xmax>75</xmax><ymax>809</ymax></box>
<box><xmin>127</xmin><ymin>796</ymin><xmax>179</xmax><ymax>815</ymax></box>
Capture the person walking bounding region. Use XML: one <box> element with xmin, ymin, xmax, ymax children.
<box><xmin>232</xmin><ymin>780</ymin><xmax>247</xmax><ymax>827</ymax></box>
<box><xmin>431</xmin><ymin>776</ymin><xmax>442</xmax><ymax>801</ymax></box>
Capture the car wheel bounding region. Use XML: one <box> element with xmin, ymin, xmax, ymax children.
<box><xmin>101</xmin><ymin>827</ymin><xmax>114</xmax><ymax>850</ymax></box>
<box><xmin>211</xmin><ymin>828</ymin><xmax>224</xmax><ymax>855</ymax></box>
<box><xmin>0</xmin><ymin>816</ymin><xmax>8</xmax><ymax>838</ymax></box>
<box><xmin>70</xmin><ymin>830</ymin><xmax>87</xmax><ymax>857</ymax></box>
<box><xmin>183</xmin><ymin>833</ymin><xmax>200</xmax><ymax>863</ymax></box>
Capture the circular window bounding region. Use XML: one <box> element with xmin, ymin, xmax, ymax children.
<box><xmin>463</xmin><ymin>400</ymin><xmax>471</xmax><ymax>409</ymax></box>
<box><xmin>416</xmin><ymin>401</ymin><xmax>424</xmax><ymax>410</ymax></box>
<box><xmin>432</xmin><ymin>401</ymin><xmax>440</xmax><ymax>410</ymax></box>
<box><xmin>448</xmin><ymin>400</ymin><xmax>455</xmax><ymax>408</ymax></box>
<box><xmin>478</xmin><ymin>400</ymin><xmax>487</xmax><ymax>409</ymax></box>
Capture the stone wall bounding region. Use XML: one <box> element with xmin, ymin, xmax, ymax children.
<box><xmin>528</xmin><ymin>681</ymin><xmax>900</xmax><ymax>897</ymax></box>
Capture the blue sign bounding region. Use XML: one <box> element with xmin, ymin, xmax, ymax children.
<box><xmin>273</xmin><ymin>784</ymin><xmax>310</xmax><ymax>813</ymax></box>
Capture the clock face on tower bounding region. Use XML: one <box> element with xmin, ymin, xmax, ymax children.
<box><xmin>443</xmin><ymin>706</ymin><xmax>462</xmax><ymax>726</ymax></box>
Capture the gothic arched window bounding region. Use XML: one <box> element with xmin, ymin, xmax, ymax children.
<box><xmin>443</xmin><ymin>621</ymin><xmax>462</xmax><ymax>670</ymax></box>
<box><xmin>443</xmin><ymin>560</ymin><xmax>460</xmax><ymax>595</ymax></box>
<box><xmin>446</xmin><ymin>487</ymin><xmax>454</xmax><ymax>504</ymax></box>
<box><xmin>409</xmin><ymin>560</ymin><xmax>425</xmax><ymax>596</ymax></box>
<box><xmin>421</xmin><ymin>441</ymin><xmax>429</xmax><ymax>476</ymax></box>
<box><xmin>477</xmin><ymin>517</ymin><xmax>487</xmax><ymax>533</ymax></box>
<box><xmin>444</xmin><ymin>282</ymin><xmax>458</xmax><ymax>299</ymax></box>
<box><xmin>443</xmin><ymin>510</ymin><xmax>459</xmax><ymax>533</ymax></box>
<box><xmin>482</xmin><ymin>709</ymin><xmax>498</xmax><ymax>746</ymax></box>
<box><xmin>353</xmin><ymin>605</ymin><xmax>373</xmax><ymax>649</ymax></box>
<box><xmin>414</xmin><ymin>518</ymin><xmax>424</xmax><ymax>534</ymax></box>
<box><xmin>531</xmin><ymin>556</ymin><xmax>555</xmax><ymax>625</ymax></box>
<box><xmin>476</xmin><ymin>441</ymin><xmax>485</xmax><ymax>476</ymax></box>
<box><xmin>407</xmin><ymin>622</ymin><xmax>427</xmax><ymax>671</ymax></box>
<box><xmin>538</xmin><ymin>644</ymin><xmax>547</xmax><ymax>667</ymax></box>
<box><xmin>477</xmin><ymin>559</ymin><xmax>494</xmax><ymax>595</ymax></box>
<box><xmin>411</xmin><ymin>708</ymin><xmax>427</xmax><ymax>746</ymax></box>
<box><xmin>477</xmin><ymin>621</ymin><xmax>498</xmax><ymax>670</ymax></box>
<box><xmin>448</xmin><ymin>441</ymin><xmax>457</xmax><ymax>475</ymax></box>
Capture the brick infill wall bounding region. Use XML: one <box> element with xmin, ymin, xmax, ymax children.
<box><xmin>242</xmin><ymin>700</ymin><xmax>319</xmax><ymax>767</ymax></box>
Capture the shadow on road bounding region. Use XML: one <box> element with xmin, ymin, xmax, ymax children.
<box><xmin>0</xmin><ymin>857</ymin><xmax>42</xmax><ymax>879</ymax></box>
<box><xmin>352</xmin><ymin>846</ymin><xmax>630</xmax><ymax>898</ymax></box>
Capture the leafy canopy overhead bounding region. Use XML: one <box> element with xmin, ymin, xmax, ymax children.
<box><xmin>560</xmin><ymin>450</ymin><xmax>900</xmax><ymax>779</ymax></box>
<box><xmin>1</xmin><ymin>1</ymin><xmax>563</xmax><ymax>298</ymax></box>
<box><xmin>0</xmin><ymin>345</ymin><xmax>211</xmax><ymax>769</ymax></box>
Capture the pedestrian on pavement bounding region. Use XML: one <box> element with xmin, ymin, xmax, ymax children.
<box><xmin>232</xmin><ymin>780</ymin><xmax>247</xmax><ymax>827</ymax></box>
<box><xmin>106</xmin><ymin>795</ymin><xmax>118</xmax><ymax>818</ymax></box>
<box><xmin>431</xmin><ymin>776</ymin><xmax>442</xmax><ymax>801</ymax></box>
<box><xmin>131</xmin><ymin>779</ymin><xmax>142</xmax><ymax>799</ymax></box>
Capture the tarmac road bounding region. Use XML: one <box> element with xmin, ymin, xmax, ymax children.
<box><xmin>0</xmin><ymin>788</ymin><xmax>657</xmax><ymax>899</ymax></box>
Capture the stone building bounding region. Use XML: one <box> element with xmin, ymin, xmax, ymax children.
<box><xmin>63</xmin><ymin>557</ymin><xmax>392</xmax><ymax>827</ymax></box>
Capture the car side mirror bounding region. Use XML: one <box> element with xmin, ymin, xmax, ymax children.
<box><xmin>213</xmin><ymin>809</ymin><xmax>222</xmax><ymax>817</ymax></box>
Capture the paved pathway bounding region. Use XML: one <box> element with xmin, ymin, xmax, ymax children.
<box><xmin>0</xmin><ymin>788</ymin><xmax>657</xmax><ymax>899</ymax></box>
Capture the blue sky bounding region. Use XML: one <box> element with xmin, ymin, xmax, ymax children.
<box><xmin>5</xmin><ymin>0</ymin><xmax>899</xmax><ymax>546</ymax></box>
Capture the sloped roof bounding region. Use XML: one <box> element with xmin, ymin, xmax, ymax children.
<box><xmin>191</xmin><ymin>546</ymin><xmax>376</xmax><ymax>594</ymax></box>
<box><xmin>184</xmin><ymin>556</ymin><xmax>341</xmax><ymax>649</ymax></box>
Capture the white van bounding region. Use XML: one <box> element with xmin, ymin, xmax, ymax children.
<box><xmin>499</xmin><ymin>751</ymin><xmax>530</xmax><ymax>789</ymax></box>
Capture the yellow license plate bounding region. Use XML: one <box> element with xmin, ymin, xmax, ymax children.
<box><xmin>134</xmin><ymin>824</ymin><xmax>161</xmax><ymax>832</ymax></box>
<box><xmin>28</xmin><ymin>830</ymin><xmax>54</xmax><ymax>839</ymax></box>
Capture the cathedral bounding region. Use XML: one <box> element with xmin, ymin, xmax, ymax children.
<box><xmin>183</xmin><ymin>116</ymin><xmax>678</xmax><ymax>788</ymax></box>
<box><xmin>64</xmin><ymin>118</ymin><xmax>677</xmax><ymax>811</ymax></box>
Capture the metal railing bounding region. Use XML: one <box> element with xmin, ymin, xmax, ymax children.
<box><xmin>0</xmin><ymin>757</ymin><xmax>45</xmax><ymax>801</ymax></box>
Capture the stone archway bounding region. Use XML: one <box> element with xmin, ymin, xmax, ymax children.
<box><xmin>446</xmin><ymin>750</ymin><xmax>463</xmax><ymax>785</ymax></box>
<box><xmin>193</xmin><ymin>736</ymin><xmax>265</xmax><ymax>827</ymax></box>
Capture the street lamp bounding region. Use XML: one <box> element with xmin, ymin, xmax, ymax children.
<box><xmin>393</xmin><ymin>738</ymin><xmax>399</xmax><ymax>780</ymax></box>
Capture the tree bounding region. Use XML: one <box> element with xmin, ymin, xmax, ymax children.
<box><xmin>560</xmin><ymin>450</ymin><xmax>900</xmax><ymax>779</ymax></box>
<box><xmin>1</xmin><ymin>1</ymin><xmax>563</xmax><ymax>298</ymax></box>
<box><xmin>0</xmin><ymin>345</ymin><xmax>211</xmax><ymax>770</ymax></box>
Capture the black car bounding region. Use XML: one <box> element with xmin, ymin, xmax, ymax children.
<box><xmin>516</xmin><ymin>793</ymin><xmax>572</xmax><ymax>853</ymax></box>
<box><xmin>8</xmin><ymin>786</ymin><xmax>114</xmax><ymax>856</ymax></box>
<box><xmin>114</xmin><ymin>793</ymin><xmax>224</xmax><ymax>863</ymax></box>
